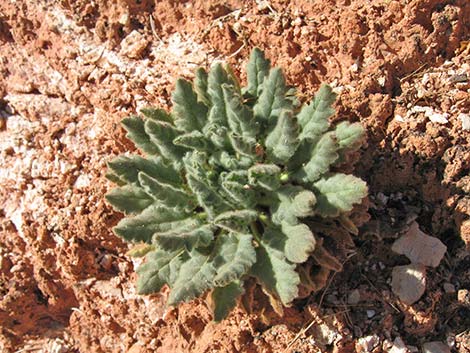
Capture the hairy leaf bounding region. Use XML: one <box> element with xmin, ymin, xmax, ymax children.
<box><xmin>253</xmin><ymin>68</ymin><xmax>293</xmax><ymax>128</ymax></box>
<box><xmin>136</xmin><ymin>249</ymin><xmax>187</xmax><ymax>294</ymax></box>
<box><xmin>313</xmin><ymin>173</ymin><xmax>368</xmax><ymax>217</ymax></box>
<box><xmin>173</xmin><ymin>130</ymin><xmax>213</xmax><ymax>151</ymax></box>
<box><xmin>138</xmin><ymin>172</ymin><xmax>194</xmax><ymax>211</ymax></box>
<box><xmin>172</xmin><ymin>78</ymin><xmax>208</xmax><ymax>132</ymax></box>
<box><xmin>145</xmin><ymin>120</ymin><xmax>188</xmax><ymax>167</ymax></box>
<box><xmin>212</xmin><ymin>232</ymin><xmax>256</xmax><ymax>286</ymax></box>
<box><xmin>214</xmin><ymin>210</ymin><xmax>258</xmax><ymax>233</ymax></box>
<box><xmin>114</xmin><ymin>205</ymin><xmax>188</xmax><ymax>243</ymax></box>
<box><xmin>107</xmin><ymin>155</ymin><xmax>182</xmax><ymax>186</ymax></box>
<box><xmin>211</xmin><ymin>281</ymin><xmax>244</xmax><ymax>322</ymax></box>
<box><xmin>194</xmin><ymin>67</ymin><xmax>211</xmax><ymax>106</ymax></box>
<box><xmin>140</xmin><ymin>108</ymin><xmax>173</xmax><ymax>124</ymax></box>
<box><xmin>106</xmin><ymin>185</ymin><xmax>153</xmax><ymax>214</ymax></box>
<box><xmin>251</xmin><ymin>226</ymin><xmax>300</xmax><ymax>305</ymax></box>
<box><xmin>265</xmin><ymin>110</ymin><xmax>299</xmax><ymax>163</ymax></box>
<box><xmin>121</xmin><ymin>116</ymin><xmax>159</xmax><ymax>155</ymax></box>
<box><xmin>297</xmin><ymin>85</ymin><xmax>335</xmax><ymax>142</ymax></box>
<box><xmin>271</xmin><ymin>185</ymin><xmax>316</xmax><ymax>225</ymax></box>
<box><xmin>281</xmin><ymin>222</ymin><xmax>316</xmax><ymax>263</ymax></box>
<box><xmin>245</xmin><ymin>47</ymin><xmax>271</xmax><ymax>99</ymax></box>
<box><xmin>295</xmin><ymin>132</ymin><xmax>339</xmax><ymax>182</ymax></box>
<box><xmin>168</xmin><ymin>249</ymin><xmax>217</xmax><ymax>305</ymax></box>
<box><xmin>248</xmin><ymin>164</ymin><xmax>281</xmax><ymax>191</ymax></box>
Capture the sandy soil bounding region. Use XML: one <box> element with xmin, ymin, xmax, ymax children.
<box><xmin>0</xmin><ymin>0</ymin><xmax>469</xmax><ymax>352</ymax></box>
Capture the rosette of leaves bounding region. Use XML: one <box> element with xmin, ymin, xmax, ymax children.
<box><xmin>106</xmin><ymin>48</ymin><xmax>368</xmax><ymax>321</ymax></box>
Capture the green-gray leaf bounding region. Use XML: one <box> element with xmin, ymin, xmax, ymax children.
<box><xmin>313</xmin><ymin>173</ymin><xmax>368</xmax><ymax>217</ymax></box>
<box><xmin>172</xmin><ymin>78</ymin><xmax>208</xmax><ymax>132</ymax></box>
<box><xmin>214</xmin><ymin>210</ymin><xmax>258</xmax><ymax>233</ymax></box>
<box><xmin>248</xmin><ymin>164</ymin><xmax>281</xmax><ymax>191</ymax></box>
<box><xmin>265</xmin><ymin>110</ymin><xmax>299</xmax><ymax>163</ymax></box>
<box><xmin>281</xmin><ymin>221</ymin><xmax>316</xmax><ymax>263</ymax></box>
<box><xmin>136</xmin><ymin>249</ymin><xmax>186</xmax><ymax>294</ymax></box>
<box><xmin>145</xmin><ymin>120</ymin><xmax>188</xmax><ymax>167</ymax></box>
<box><xmin>121</xmin><ymin>116</ymin><xmax>160</xmax><ymax>155</ymax></box>
<box><xmin>107</xmin><ymin>155</ymin><xmax>182</xmax><ymax>186</ymax></box>
<box><xmin>194</xmin><ymin>67</ymin><xmax>211</xmax><ymax>106</ymax></box>
<box><xmin>168</xmin><ymin>249</ymin><xmax>217</xmax><ymax>305</ymax></box>
<box><xmin>114</xmin><ymin>204</ymin><xmax>188</xmax><ymax>243</ymax></box>
<box><xmin>106</xmin><ymin>185</ymin><xmax>154</xmax><ymax>214</ymax></box>
<box><xmin>271</xmin><ymin>185</ymin><xmax>316</xmax><ymax>225</ymax></box>
<box><xmin>141</xmin><ymin>108</ymin><xmax>173</xmax><ymax>124</ymax></box>
<box><xmin>253</xmin><ymin>67</ymin><xmax>293</xmax><ymax>130</ymax></box>
<box><xmin>245</xmin><ymin>47</ymin><xmax>271</xmax><ymax>99</ymax></box>
<box><xmin>138</xmin><ymin>172</ymin><xmax>194</xmax><ymax>211</ymax></box>
<box><xmin>212</xmin><ymin>232</ymin><xmax>256</xmax><ymax>286</ymax></box>
<box><xmin>211</xmin><ymin>281</ymin><xmax>244</xmax><ymax>322</ymax></box>
<box><xmin>297</xmin><ymin>84</ymin><xmax>335</xmax><ymax>142</ymax></box>
<box><xmin>251</xmin><ymin>226</ymin><xmax>300</xmax><ymax>305</ymax></box>
<box><xmin>295</xmin><ymin>132</ymin><xmax>339</xmax><ymax>183</ymax></box>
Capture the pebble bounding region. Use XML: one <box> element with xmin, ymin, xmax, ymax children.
<box><xmin>422</xmin><ymin>341</ymin><xmax>451</xmax><ymax>353</ymax></box>
<box><xmin>356</xmin><ymin>335</ymin><xmax>381</xmax><ymax>353</ymax></box>
<box><xmin>347</xmin><ymin>289</ymin><xmax>361</xmax><ymax>305</ymax></box>
<box><xmin>366</xmin><ymin>310</ymin><xmax>376</xmax><ymax>318</ymax></box>
<box><xmin>391</xmin><ymin>264</ymin><xmax>426</xmax><ymax>305</ymax></box>
<box><xmin>443</xmin><ymin>282</ymin><xmax>455</xmax><ymax>294</ymax></box>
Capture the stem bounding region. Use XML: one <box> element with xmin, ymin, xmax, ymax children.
<box><xmin>250</xmin><ymin>221</ymin><xmax>262</xmax><ymax>244</ymax></box>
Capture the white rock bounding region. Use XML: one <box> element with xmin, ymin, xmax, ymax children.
<box><xmin>366</xmin><ymin>310</ymin><xmax>376</xmax><ymax>318</ymax></box>
<box><xmin>356</xmin><ymin>334</ymin><xmax>381</xmax><ymax>353</ymax></box>
<box><xmin>422</xmin><ymin>341</ymin><xmax>451</xmax><ymax>353</ymax></box>
<box><xmin>391</xmin><ymin>264</ymin><xmax>426</xmax><ymax>305</ymax></box>
<box><xmin>458</xmin><ymin>113</ymin><xmax>470</xmax><ymax>131</ymax></box>
<box><xmin>392</xmin><ymin>222</ymin><xmax>447</xmax><ymax>267</ymax></box>
<box><xmin>389</xmin><ymin>337</ymin><xmax>410</xmax><ymax>353</ymax></box>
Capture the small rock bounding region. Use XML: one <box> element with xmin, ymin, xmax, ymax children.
<box><xmin>366</xmin><ymin>310</ymin><xmax>376</xmax><ymax>318</ymax></box>
<box><xmin>312</xmin><ymin>323</ymin><xmax>342</xmax><ymax>346</ymax></box>
<box><xmin>392</xmin><ymin>222</ymin><xmax>447</xmax><ymax>268</ymax></box>
<box><xmin>391</xmin><ymin>264</ymin><xmax>426</xmax><ymax>305</ymax></box>
<box><xmin>356</xmin><ymin>335</ymin><xmax>381</xmax><ymax>353</ymax></box>
<box><xmin>347</xmin><ymin>289</ymin><xmax>361</xmax><ymax>305</ymax></box>
<box><xmin>457</xmin><ymin>289</ymin><xmax>470</xmax><ymax>306</ymax></box>
<box><xmin>443</xmin><ymin>282</ymin><xmax>455</xmax><ymax>294</ymax></box>
<box><xmin>389</xmin><ymin>337</ymin><xmax>409</xmax><ymax>353</ymax></box>
<box><xmin>120</xmin><ymin>30</ymin><xmax>149</xmax><ymax>59</ymax></box>
<box><xmin>458</xmin><ymin>113</ymin><xmax>470</xmax><ymax>131</ymax></box>
<box><xmin>422</xmin><ymin>341</ymin><xmax>451</xmax><ymax>353</ymax></box>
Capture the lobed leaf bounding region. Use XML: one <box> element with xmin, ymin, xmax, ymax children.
<box><xmin>244</xmin><ymin>47</ymin><xmax>271</xmax><ymax>99</ymax></box>
<box><xmin>211</xmin><ymin>281</ymin><xmax>244</xmax><ymax>322</ymax></box>
<box><xmin>136</xmin><ymin>249</ymin><xmax>187</xmax><ymax>294</ymax></box>
<box><xmin>251</xmin><ymin>226</ymin><xmax>300</xmax><ymax>305</ymax></box>
<box><xmin>294</xmin><ymin>132</ymin><xmax>339</xmax><ymax>183</ymax></box>
<box><xmin>140</xmin><ymin>108</ymin><xmax>173</xmax><ymax>124</ymax></box>
<box><xmin>265</xmin><ymin>110</ymin><xmax>299</xmax><ymax>163</ymax></box>
<box><xmin>297</xmin><ymin>84</ymin><xmax>335</xmax><ymax>142</ymax></box>
<box><xmin>313</xmin><ymin>173</ymin><xmax>368</xmax><ymax>217</ymax></box>
<box><xmin>212</xmin><ymin>232</ymin><xmax>257</xmax><ymax>287</ymax></box>
<box><xmin>121</xmin><ymin>116</ymin><xmax>160</xmax><ymax>155</ymax></box>
<box><xmin>172</xmin><ymin>78</ymin><xmax>208</xmax><ymax>132</ymax></box>
<box><xmin>281</xmin><ymin>222</ymin><xmax>316</xmax><ymax>263</ymax></box>
<box><xmin>253</xmin><ymin>68</ymin><xmax>293</xmax><ymax>130</ymax></box>
<box><xmin>106</xmin><ymin>185</ymin><xmax>154</xmax><ymax>214</ymax></box>
<box><xmin>145</xmin><ymin>120</ymin><xmax>188</xmax><ymax>167</ymax></box>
